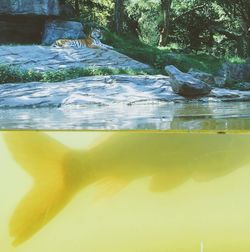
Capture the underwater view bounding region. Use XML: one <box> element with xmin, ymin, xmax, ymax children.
<box><xmin>1</xmin><ymin>131</ymin><xmax>250</xmax><ymax>252</ymax></box>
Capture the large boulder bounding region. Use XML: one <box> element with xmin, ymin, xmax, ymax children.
<box><xmin>165</xmin><ymin>65</ymin><xmax>212</xmax><ymax>97</ymax></box>
<box><xmin>0</xmin><ymin>0</ymin><xmax>60</xmax><ymax>16</ymax></box>
<box><xmin>188</xmin><ymin>69</ymin><xmax>215</xmax><ymax>85</ymax></box>
<box><xmin>42</xmin><ymin>20</ymin><xmax>85</xmax><ymax>45</ymax></box>
<box><xmin>217</xmin><ymin>63</ymin><xmax>250</xmax><ymax>86</ymax></box>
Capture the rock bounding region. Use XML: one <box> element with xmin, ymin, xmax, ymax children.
<box><xmin>1</xmin><ymin>75</ymin><xmax>250</xmax><ymax>110</ymax></box>
<box><xmin>233</xmin><ymin>82</ymin><xmax>250</xmax><ymax>91</ymax></box>
<box><xmin>214</xmin><ymin>76</ymin><xmax>226</xmax><ymax>88</ymax></box>
<box><xmin>188</xmin><ymin>69</ymin><xmax>215</xmax><ymax>85</ymax></box>
<box><xmin>0</xmin><ymin>0</ymin><xmax>60</xmax><ymax>44</ymax></box>
<box><xmin>42</xmin><ymin>20</ymin><xmax>85</xmax><ymax>45</ymax></box>
<box><xmin>0</xmin><ymin>75</ymin><xmax>180</xmax><ymax>108</ymax></box>
<box><xmin>0</xmin><ymin>0</ymin><xmax>60</xmax><ymax>16</ymax></box>
<box><xmin>59</xmin><ymin>2</ymin><xmax>76</xmax><ymax>18</ymax></box>
<box><xmin>217</xmin><ymin>63</ymin><xmax>250</xmax><ymax>86</ymax></box>
<box><xmin>0</xmin><ymin>45</ymin><xmax>151</xmax><ymax>72</ymax></box>
<box><xmin>165</xmin><ymin>65</ymin><xmax>212</xmax><ymax>97</ymax></box>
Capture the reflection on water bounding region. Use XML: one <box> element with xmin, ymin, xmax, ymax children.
<box><xmin>1</xmin><ymin>131</ymin><xmax>250</xmax><ymax>251</ymax></box>
<box><xmin>1</xmin><ymin>101</ymin><xmax>250</xmax><ymax>130</ymax></box>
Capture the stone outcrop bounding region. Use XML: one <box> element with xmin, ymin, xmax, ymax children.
<box><xmin>165</xmin><ymin>65</ymin><xmax>212</xmax><ymax>97</ymax></box>
<box><xmin>59</xmin><ymin>2</ymin><xmax>76</xmax><ymax>18</ymax></box>
<box><xmin>0</xmin><ymin>45</ymin><xmax>151</xmax><ymax>72</ymax></box>
<box><xmin>0</xmin><ymin>0</ymin><xmax>60</xmax><ymax>44</ymax></box>
<box><xmin>218</xmin><ymin>63</ymin><xmax>250</xmax><ymax>86</ymax></box>
<box><xmin>0</xmin><ymin>0</ymin><xmax>59</xmax><ymax>16</ymax></box>
<box><xmin>0</xmin><ymin>0</ymin><xmax>83</xmax><ymax>45</ymax></box>
<box><xmin>1</xmin><ymin>75</ymin><xmax>250</xmax><ymax>109</ymax></box>
<box><xmin>42</xmin><ymin>20</ymin><xmax>85</xmax><ymax>45</ymax></box>
<box><xmin>188</xmin><ymin>69</ymin><xmax>215</xmax><ymax>85</ymax></box>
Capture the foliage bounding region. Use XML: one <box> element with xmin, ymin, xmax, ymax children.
<box><xmin>64</xmin><ymin>0</ymin><xmax>249</xmax><ymax>58</ymax></box>
<box><xmin>125</xmin><ymin>0</ymin><xmax>161</xmax><ymax>46</ymax></box>
<box><xmin>102</xmin><ymin>31</ymin><xmax>246</xmax><ymax>74</ymax></box>
<box><xmin>66</xmin><ymin>0</ymin><xmax>114</xmax><ymax>27</ymax></box>
<box><xmin>0</xmin><ymin>65</ymin><xmax>158</xmax><ymax>84</ymax></box>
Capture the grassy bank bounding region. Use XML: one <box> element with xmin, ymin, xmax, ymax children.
<box><xmin>0</xmin><ymin>65</ymin><xmax>160</xmax><ymax>84</ymax></box>
<box><xmin>0</xmin><ymin>32</ymin><xmax>247</xmax><ymax>84</ymax></box>
<box><xmin>103</xmin><ymin>31</ymin><xmax>247</xmax><ymax>74</ymax></box>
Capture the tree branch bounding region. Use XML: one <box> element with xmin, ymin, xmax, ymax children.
<box><xmin>212</xmin><ymin>27</ymin><xmax>242</xmax><ymax>40</ymax></box>
<box><xmin>172</xmin><ymin>3</ymin><xmax>207</xmax><ymax>23</ymax></box>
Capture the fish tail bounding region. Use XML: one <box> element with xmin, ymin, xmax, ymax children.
<box><xmin>4</xmin><ymin>132</ymin><xmax>70</xmax><ymax>246</ymax></box>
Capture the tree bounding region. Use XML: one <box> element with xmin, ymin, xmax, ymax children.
<box><xmin>114</xmin><ymin>0</ymin><xmax>124</xmax><ymax>34</ymax></box>
<box><xmin>215</xmin><ymin>0</ymin><xmax>250</xmax><ymax>56</ymax></box>
<box><xmin>74</xmin><ymin>0</ymin><xmax>80</xmax><ymax>16</ymax></box>
<box><xmin>158</xmin><ymin>0</ymin><xmax>172</xmax><ymax>47</ymax></box>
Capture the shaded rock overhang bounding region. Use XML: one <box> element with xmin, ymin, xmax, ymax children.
<box><xmin>0</xmin><ymin>0</ymin><xmax>60</xmax><ymax>44</ymax></box>
<box><xmin>0</xmin><ymin>0</ymin><xmax>60</xmax><ymax>16</ymax></box>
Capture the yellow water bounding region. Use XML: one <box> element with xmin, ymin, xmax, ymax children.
<box><xmin>1</xmin><ymin>131</ymin><xmax>250</xmax><ymax>252</ymax></box>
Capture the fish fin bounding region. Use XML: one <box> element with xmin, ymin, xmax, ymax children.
<box><xmin>94</xmin><ymin>177</ymin><xmax>129</xmax><ymax>201</ymax></box>
<box><xmin>150</xmin><ymin>170</ymin><xmax>189</xmax><ymax>192</ymax></box>
<box><xmin>4</xmin><ymin>132</ymin><xmax>70</xmax><ymax>246</ymax></box>
<box><xmin>4</xmin><ymin>132</ymin><xmax>69</xmax><ymax>178</ymax></box>
<box><xmin>10</xmin><ymin>177</ymin><xmax>67</xmax><ymax>246</ymax></box>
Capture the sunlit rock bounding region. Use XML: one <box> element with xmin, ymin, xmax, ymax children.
<box><xmin>0</xmin><ymin>45</ymin><xmax>151</xmax><ymax>72</ymax></box>
<box><xmin>1</xmin><ymin>75</ymin><xmax>250</xmax><ymax>110</ymax></box>
<box><xmin>217</xmin><ymin>63</ymin><xmax>250</xmax><ymax>86</ymax></box>
<box><xmin>188</xmin><ymin>69</ymin><xmax>215</xmax><ymax>85</ymax></box>
<box><xmin>165</xmin><ymin>65</ymin><xmax>212</xmax><ymax>97</ymax></box>
<box><xmin>42</xmin><ymin>20</ymin><xmax>85</xmax><ymax>45</ymax></box>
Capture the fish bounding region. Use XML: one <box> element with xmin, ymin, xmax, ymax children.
<box><xmin>4</xmin><ymin>131</ymin><xmax>250</xmax><ymax>246</ymax></box>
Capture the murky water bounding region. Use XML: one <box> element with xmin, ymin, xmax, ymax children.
<box><xmin>1</xmin><ymin>131</ymin><xmax>250</xmax><ymax>252</ymax></box>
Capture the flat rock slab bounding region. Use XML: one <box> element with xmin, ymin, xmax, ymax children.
<box><xmin>1</xmin><ymin>75</ymin><xmax>250</xmax><ymax>109</ymax></box>
<box><xmin>0</xmin><ymin>45</ymin><xmax>150</xmax><ymax>72</ymax></box>
<box><xmin>0</xmin><ymin>75</ymin><xmax>180</xmax><ymax>108</ymax></box>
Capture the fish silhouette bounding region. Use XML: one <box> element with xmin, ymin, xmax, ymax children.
<box><xmin>4</xmin><ymin>131</ymin><xmax>250</xmax><ymax>246</ymax></box>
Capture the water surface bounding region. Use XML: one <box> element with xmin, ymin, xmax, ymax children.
<box><xmin>1</xmin><ymin>101</ymin><xmax>250</xmax><ymax>130</ymax></box>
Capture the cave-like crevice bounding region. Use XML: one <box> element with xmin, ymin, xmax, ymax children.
<box><xmin>0</xmin><ymin>15</ymin><xmax>46</xmax><ymax>44</ymax></box>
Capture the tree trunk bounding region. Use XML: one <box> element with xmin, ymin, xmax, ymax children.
<box><xmin>75</xmin><ymin>0</ymin><xmax>80</xmax><ymax>17</ymax></box>
<box><xmin>247</xmin><ymin>28</ymin><xmax>250</xmax><ymax>57</ymax></box>
<box><xmin>114</xmin><ymin>0</ymin><xmax>124</xmax><ymax>34</ymax></box>
<box><xmin>159</xmin><ymin>0</ymin><xmax>172</xmax><ymax>47</ymax></box>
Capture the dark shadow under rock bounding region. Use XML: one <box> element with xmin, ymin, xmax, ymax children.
<box><xmin>0</xmin><ymin>15</ymin><xmax>45</xmax><ymax>44</ymax></box>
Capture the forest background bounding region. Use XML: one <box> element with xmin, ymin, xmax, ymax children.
<box><xmin>61</xmin><ymin>0</ymin><xmax>250</xmax><ymax>73</ymax></box>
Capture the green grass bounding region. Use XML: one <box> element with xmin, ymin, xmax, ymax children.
<box><xmin>103</xmin><ymin>31</ymin><xmax>247</xmax><ymax>75</ymax></box>
<box><xmin>0</xmin><ymin>65</ymin><xmax>160</xmax><ymax>84</ymax></box>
